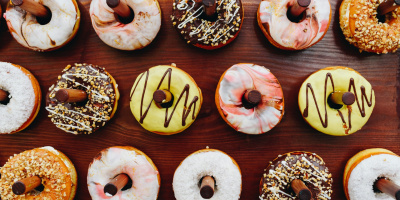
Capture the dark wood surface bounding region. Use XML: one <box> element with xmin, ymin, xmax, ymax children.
<box><xmin>0</xmin><ymin>0</ymin><xmax>399</xmax><ymax>199</ymax></box>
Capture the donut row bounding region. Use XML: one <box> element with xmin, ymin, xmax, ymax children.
<box><xmin>1</xmin><ymin>0</ymin><xmax>399</xmax><ymax>53</ymax></box>
<box><xmin>0</xmin><ymin>62</ymin><xmax>375</xmax><ymax>137</ymax></box>
<box><xmin>1</xmin><ymin>146</ymin><xmax>399</xmax><ymax>200</ymax></box>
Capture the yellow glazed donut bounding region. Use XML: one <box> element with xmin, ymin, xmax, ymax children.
<box><xmin>298</xmin><ymin>67</ymin><xmax>375</xmax><ymax>136</ymax></box>
<box><xmin>130</xmin><ymin>64</ymin><xmax>203</xmax><ymax>135</ymax></box>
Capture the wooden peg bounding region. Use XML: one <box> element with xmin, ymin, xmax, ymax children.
<box><xmin>203</xmin><ymin>0</ymin><xmax>217</xmax><ymax>19</ymax></box>
<box><xmin>107</xmin><ymin>0</ymin><xmax>134</xmax><ymax>20</ymax></box>
<box><xmin>153</xmin><ymin>89</ymin><xmax>172</xmax><ymax>104</ymax></box>
<box><xmin>375</xmin><ymin>178</ymin><xmax>400</xmax><ymax>200</ymax></box>
<box><xmin>12</xmin><ymin>176</ymin><xmax>41</xmax><ymax>195</ymax></box>
<box><xmin>291</xmin><ymin>179</ymin><xmax>312</xmax><ymax>200</ymax></box>
<box><xmin>55</xmin><ymin>89</ymin><xmax>87</xmax><ymax>103</ymax></box>
<box><xmin>289</xmin><ymin>0</ymin><xmax>311</xmax><ymax>18</ymax></box>
<box><xmin>330</xmin><ymin>91</ymin><xmax>355</xmax><ymax>105</ymax></box>
<box><xmin>0</xmin><ymin>89</ymin><xmax>8</xmax><ymax>102</ymax></box>
<box><xmin>378</xmin><ymin>0</ymin><xmax>400</xmax><ymax>15</ymax></box>
<box><xmin>11</xmin><ymin>0</ymin><xmax>49</xmax><ymax>19</ymax></box>
<box><xmin>104</xmin><ymin>174</ymin><xmax>129</xmax><ymax>196</ymax></box>
<box><xmin>243</xmin><ymin>89</ymin><xmax>262</xmax><ymax>106</ymax></box>
<box><xmin>200</xmin><ymin>176</ymin><xmax>215</xmax><ymax>199</ymax></box>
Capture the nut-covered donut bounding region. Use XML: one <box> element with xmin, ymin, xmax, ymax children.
<box><xmin>0</xmin><ymin>62</ymin><xmax>41</xmax><ymax>134</ymax></box>
<box><xmin>4</xmin><ymin>0</ymin><xmax>80</xmax><ymax>51</ymax></box>
<box><xmin>130</xmin><ymin>64</ymin><xmax>203</xmax><ymax>135</ymax></box>
<box><xmin>87</xmin><ymin>146</ymin><xmax>160</xmax><ymax>200</ymax></box>
<box><xmin>298</xmin><ymin>67</ymin><xmax>375</xmax><ymax>136</ymax></box>
<box><xmin>171</xmin><ymin>0</ymin><xmax>244</xmax><ymax>50</ymax></box>
<box><xmin>257</xmin><ymin>0</ymin><xmax>331</xmax><ymax>50</ymax></box>
<box><xmin>259</xmin><ymin>151</ymin><xmax>333</xmax><ymax>200</ymax></box>
<box><xmin>0</xmin><ymin>146</ymin><xmax>77</xmax><ymax>200</ymax></box>
<box><xmin>173</xmin><ymin>148</ymin><xmax>242</xmax><ymax>200</ymax></box>
<box><xmin>215</xmin><ymin>63</ymin><xmax>284</xmax><ymax>135</ymax></box>
<box><xmin>46</xmin><ymin>63</ymin><xmax>120</xmax><ymax>135</ymax></box>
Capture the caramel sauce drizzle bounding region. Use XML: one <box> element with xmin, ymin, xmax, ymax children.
<box><xmin>130</xmin><ymin>68</ymin><xmax>199</xmax><ymax>127</ymax></box>
<box><xmin>303</xmin><ymin>73</ymin><xmax>373</xmax><ymax>131</ymax></box>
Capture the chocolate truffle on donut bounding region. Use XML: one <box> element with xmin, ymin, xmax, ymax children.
<box><xmin>0</xmin><ymin>62</ymin><xmax>41</xmax><ymax>134</ymax></box>
<box><xmin>0</xmin><ymin>146</ymin><xmax>77</xmax><ymax>200</ymax></box>
<box><xmin>173</xmin><ymin>148</ymin><xmax>242</xmax><ymax>199</ymax></box>
<box><xmin>215</xmin><ymin>63</ymin><xmax>284</xmax><ymax>135</ymax></box>
<box><xmin>46</xmin><ymin>63</ymin><xmax>119</xmax><ymax>135</ymax></box>
<box><xmin>130</xmin><ymin>64</ymin><xmax>203</xmax><ymax>135</ymax></box>
<box><xmin>171</xmin><ymin>0</ymin><xmax>244</xmax><ymax>50</ymax></box>
<box><xmin>260</xmin><ymin>151</ymin><xmax>333</xmax><ymax>200</ymax></box>
<box><xmin>4</xmin><ymin>0</ymin><xmax>80</xmax><ymax>51</ymax></box>
<box><xmin>298</xmin><ymin>67</ymin><xmax>375</xmax><ymax>136</ymax></box>
<box><xmin>258</xmin><ymin>0</ymin><xmax>331</xmax><ymax>50</ymax></box>
<box><xmin>88</xmin><ymin>146</ymin><xmax>160</xmax><ymax>200</ymax></box>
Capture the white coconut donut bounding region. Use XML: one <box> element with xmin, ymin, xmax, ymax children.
<box><xmin>0</xmin><ymin>62</ymin><xmax>41</xmax><ymax>134</ymax></box>
<box><xmin>90</xmin><ymin>0</ymin><xmax>161</xmax><ymax>50</ymax></box>
<box><xmin>87</xmin><ymin>146</ymin><xmax>160</xmax><ymax>200</ymax></box>
<box><xmin>257</xmin><ymin>0</ymin><xmax>331</xmax><ymax>50</ymax></box>
<box><xmin>173</xmin><ymin>149</ymin><xmax>242</xmax><ymax>200</ymax></box>
<box><xmin>4</xmin><ymin>0</ymin><xmax>80</xmax><ymax>51</ymax></box>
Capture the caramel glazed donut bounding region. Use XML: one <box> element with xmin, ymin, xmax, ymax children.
<box><xmin>171</xmin><ymin>0</ymin><xmax>244</xmax><ymax>50</ymax></box>
<box><xmin>0</xmin><ymin>146</ymin><xmax>78</xmax><ymax>200</ymax></box>
<box><xmin>90</xmin><ymin>0</ymin><xmax>162</xmax><ymax>50</ymax></box>
<box><xmin>298</xmin><ymin>67</ymin><xmax>375</xmax><ymax>136</ymax></box>
<box><xmin>88</xmin><ymin>146</ymin><xmax>160</xmax><ymax>200</ymax></box>
<box><xmin>0</xmin><ymin>62</ymin><xmax>41</xmax><ymax>134</ymax></box>
<box><xmin>46</xmin><ymin>63</ymin><xmax>120</xmax><ymax>135</ymax></box>
<box><xmin>344</xmin><ymin>148</ymin><xmax>400</xmax><ymax>200</ymax></box>
<box><xmin>258</xmin><ymin>0</ymin><xmax>331</xmax><ymax>50</ymax></box>
<box><xmin>260</xmin><ymin>152</ymin><xmax>333</xmax><ymax>200</ymax></box>
<box><xmin>4</xmin><ymin>0</ymin><xmax>80</xmax><ymax>51</ymax></box>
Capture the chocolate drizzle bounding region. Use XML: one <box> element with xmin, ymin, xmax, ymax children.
<box><xmin>130</xmin><ymin>68</ymin><xmax>200</xmax><ymax>128</ymax></box>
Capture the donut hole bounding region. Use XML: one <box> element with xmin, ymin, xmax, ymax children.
<box><xmin>36</xmin><ymin>6</ymin><xmax>52</xmax><ymax>25</ymax></box>
<box><xmin>377</xmin><ymin>14</ymin><xmax>386</xmax><ymax>24</ymax></box>
<box><xmin>34</xmin><ymin>183</ymin><xmax>45</xmax><ymax>193</ymax></box>
<box><xmin>158</xmin><ymin>94</ymin><xmax>175</xmax><ymax>109</ymax></box>
<box><xmin>327</xmin><ymin>93</ymin><xmax>343</xmax><ymax>109</ymax></box>
<box><xmin>115</xmin><ymin>7</ymin><xmax>134</xmax><ymax>24</ymax></box>
<box><xmin>200</xmin><ymin>10</ymin><xmax>218</xmax><ymax>22</ymax></box>
<box><xmin>121</xmin><ymin>174</ymin><xmax>133</xmax><ymax>191</ymax></box>
<box><xmin>0</xmin><ymin>90</ymin><xmax>10</xmax><ymax>105</ymax></box>
<box><xmin>287</xmin><ymin>8</ymin><xmax>307</xmax><ymax>23</ymax></box>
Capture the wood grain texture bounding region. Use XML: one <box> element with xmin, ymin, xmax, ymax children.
<box><xmin>0</xmin><ymin>0</ymin><xmax>399</xmax><ymax>199</ymax></box>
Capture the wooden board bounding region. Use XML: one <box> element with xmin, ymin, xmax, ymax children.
<box><xmin>0</xmin><ymin>0</ymin><xmax>399</xmax><ymax>199</ymax></box>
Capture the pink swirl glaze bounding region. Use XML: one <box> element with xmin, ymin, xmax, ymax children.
<box><xmin>217</xmin><ymin>64</ymin><xmax>284</xmax><ymax>134</ymax></box>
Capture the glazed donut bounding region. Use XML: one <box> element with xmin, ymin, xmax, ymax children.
<box><xmin>298</xmin><ymin>67</ymin><xmax>375</xmax><ymax>136</ymax></box>
<box><xmin>173</xmin><ymin>148</ymin><xmax>242</xmax><ymax>200</ymax></box>
<box><xmin>257</xmin><ymin>0</ymin><xmax>331</xmax><ymax>50</ymax></box>
<box><xmin>171</xmin><ymin>0</ymin><xmax>244</xmax><ymax>50</ymax></box>
<box><xmin>0</xmin><ymin>146</ymin><xmax>77</xmax><ymax>200</ymax></box>
<box><xmin>344</xmin><ymin>148</ymin><xmax>400</xmax><ymax>199</ymax></box>
<box><xmin>130</xmin><ymin>64</ymin><xmax>203</xmax><ymax>135</ymax></box>
<box><xmin>90</xmin><ymin>0</ymin><xmax>161</xmax><ymax>50</ymax></box>
<box><xmin>215</xmin><ymin>63</ymin><xmax>284</xmax><ymax>135</ymax></box>
<box><xmin>0</xmin><ymin>62</ymin><xmax>41</xmax><ymax>134</ymax></box>
<box><xmin>46</xmin><ymin>63</ymin><xmax>120</xmax><ymax>135</ymax></box>
<box><xmin>340</xmin><ymin>0</ymin><xmax>400</xmax><ymax>53</ymax></box>
<box><xmin>4</xmin><ymin>0</ymin><xmax>80</xmax><ymax>52</ymax></box>
<box><xmin>87</xmin><ymin>146</ymin><xmax>160</xmax><ymax>200</ymax></box>
<box><xmin>259</xmin><ymin>151</ymin><xmax>333</xmax><ymax>200</ymax></box>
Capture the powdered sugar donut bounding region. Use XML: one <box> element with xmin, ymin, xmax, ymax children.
<box><xmin>173</xmin><ymin>148</ymin><xmax>242</xmax><ymax>200</ymax></box>
<box><xmin>0</xmin><ymin>62</ymin><xmax>41</xmax><ymax>134</ymax></box>
<box><xmin>90</xmin><ymin>0</ymin><xmax>162</xmax><ymax>50</ymax></box>
<box><xmin>4</xmin><ymin>0</ymin><xmax>80</xmax><ymax>51</ymax></box>
<box><xmin>88</xmin><ymin>146</ymin><xmax>160</xmax><ymax>200</ymax></box>
<box><xmin>215</xmin><ymin>63</ymin><xmax>284</xmax><ymax>135</ymax></box>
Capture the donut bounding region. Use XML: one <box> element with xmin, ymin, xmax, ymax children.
<box><xmin>257</xmin><ymin>0</ymin><xmax>331</xmax><ymax>50</ymax></box>
<box><xmin>90</xmin><ymin>0</ymin><xmax>162</xmax><ymax>50</ymax></box>
<box><xmin>215</xmin><ymin>63</ymin><xmax>284</xmax><ymax>135</ymax></box>
<box><xmin>173</xmin><ymin>148</ymin><xmax>242</xmax><ymax>199</ymax></box>
<box><xmin>298</xmin><ymin>66</ymin><xmax>375</xmax><ymax>136</ymax></box>
<box><xmin>4</xmin><ymin>0</ymin><xmax>80</xmax><ymax>52</ymax></box>
<box><xmin>46</xmin><ymin>63</ymin><xmax>120</xmax><ymax>135</ymax></box>
<box><xmin>0</xmin><ymin>62</ymin><xmax>41</xmax><ymax>134</ymax></box>
<box><xmin>130</xmin><ymin>64</ymin><xmax>203</xmax><ymax>135</ymax></box>
<box><xmin>344</xmin><ymin>148</ymin><xmax>400</xmax><ymax>199</ymax></box>
<box><xmin>339</xmin><ymin>0</ymin><xmax>400</xmax><ymax>53</ymax></box>
<box><xmin>87</xmin><ymin>146</ymin><xmax>160</xmax><ymax>200</ymax></box>
<box><xmin>0</xmin><ymin>146</ymin><xmax>77</xmax><ymax>199</ymax></box>
<box><xmin>171</xmin><ymin>0</ymin><xmax>244</xmax><ymax>50</ymax></box>
<box><xmin>259</xmin><ymin>151</ymin><xmax>333</xmax><ymax>199</ymax></box>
